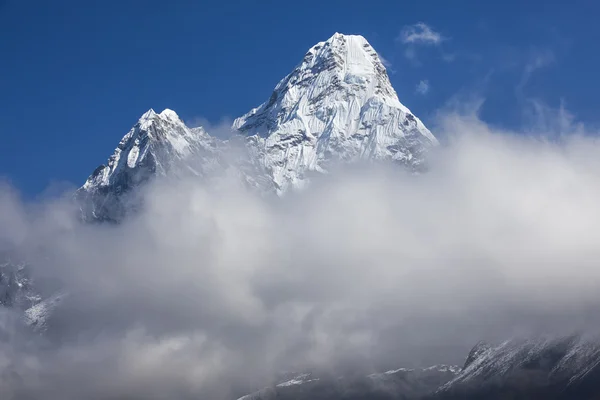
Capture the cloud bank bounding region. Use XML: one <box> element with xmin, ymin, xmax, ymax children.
<box><xmin>1</xmin><ymin>107</ymin><xmax>600</xmax><ymax>399</ymax></box>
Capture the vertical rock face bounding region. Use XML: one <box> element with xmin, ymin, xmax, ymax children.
<box><xmin>233</xmin><ymin>32</ymin><xmax>438</xmax><ymax>194</ymax></box>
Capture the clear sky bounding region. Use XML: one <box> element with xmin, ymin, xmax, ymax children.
<box><xmin>1</xmin><ymin>0</ymin><xmax>598</xmax><ymax>197</ymax></box>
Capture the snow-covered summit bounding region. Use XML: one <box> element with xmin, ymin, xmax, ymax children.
<box><xmin>233</xmin><ymin>32</ymin><xmax>438</xmax><ymax>194</ymax></box>
<box><xmin>81</xmin><ymin>108</ymin><xmax>213</xmax><ymax>190</ymax></box>
<box><xmin>76</xmin><ymin>108</ymin><xmax>220</xmax><ymax>221</ymax></box>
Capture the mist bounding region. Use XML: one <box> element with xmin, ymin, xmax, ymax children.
<box><xmin>1</xmin><ymin>109</ymin><xmax>600</xmax><ymax>399</ymax></box>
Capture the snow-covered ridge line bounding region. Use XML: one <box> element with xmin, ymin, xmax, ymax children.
<box><xmin>275</xmin><ymin>373</ymin><xmax>320</xmax><ymax>387</ymax></box>
<box><xmin>238</xmin><ymin>364</ymin><xmax>461</xmax><ymax>400</ymax></box>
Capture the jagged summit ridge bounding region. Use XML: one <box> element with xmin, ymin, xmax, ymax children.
<box><xmin>233</xmin><ymin>32</ymin><xmax>438</xmax><ymax>194</ymax></box>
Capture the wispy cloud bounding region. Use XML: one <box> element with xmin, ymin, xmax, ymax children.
<box><xmin>403</xmin><ymin>47</ymin><xmax>417</xmax><ymax>63</ymax></box>
<box><xmin>186</xmin><ymin>116</ymin><xmax>235</xmax><ymax>139</ymax></box>
<box><xmin>398</xmin><ymin>22</ymin><xmax>445</xmax><ymax>46</ymax></box>
<box><xmin>441</xmin><ymin>52</ymin><xmax>457</xmax><ymax>63</ymax></box>
<box><xmin>376</xmin><ymin>51</ymin><xmax>394</xmax><ymax>73</ymax></box>
<box><xmin>415</xmin><ymin>79</ymin><xmax>430</xmax><ymax>95</ymax></box>
<box><xmin>512</xmin><ymin>48</ymin><xmax>562</xmax><ymax>132</ymax></box>
<box><xmin>398</xmin><ymin>22</ymin><xmax>449</xmax><ymax>65</ymax></box>
<box><xmin>517</xmin><ymin>49</ymin><xmax>555</xmax><ymax>93</ymax></box>
<box><xmin>378</xmin><ymin>54</ymin><xmax>391</xmax><ymax>67</ymax></box>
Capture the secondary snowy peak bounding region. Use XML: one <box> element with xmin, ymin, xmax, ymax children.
<box><xmin>82</xmin><ymin>108</ymin><xmax>214</xmax><ymax>191</ymax></box>
<box><xmin>77</xmin><ymin>108</ymin><xmax>219</xmax><ymax>222</ymax></box>
<box><xmin>233</xmin><ymin>32</ymin><xmax>438</xmax><ymax>194</ymax></box>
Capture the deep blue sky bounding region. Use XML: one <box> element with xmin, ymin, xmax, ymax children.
<box><xmin>1</xmin><ymin>0</ymin><xmax>598</xmax><ymax>197</ymax></box>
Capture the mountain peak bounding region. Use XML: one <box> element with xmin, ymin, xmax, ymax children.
<box><xmin>138</xmin><ymin>108</ymin><xmax>157</xmax><ymax>124</ymax></box>
<box><xmin>140</xmin><ymin>108</ymin><xmax>156</xmax><ymax>118</ymax></box>
<box><xmin>233</xmin><ymin>33</ymin><xmax>438</xmax><ymax>193</ymax></box>
<box><xmin>77</xmin><ymin>108</ymin><xmax>219</xmax><ymax>221</ymax></box>
<box><xmin>135</xmin><ymin>108</ymin><xmax>184</xmax><ymax>131</ymax></box>
<box><xmin>323</xmin><ymin>32</ymin><xmax>369</xmax><ymax>46</ymax></box>
<box><xmin>158</xmin><ymin>108</ymin><xmax>180</xmax><ymax>121</ymax></box>
<box><xmin>287</xmin><ymin>32</ymin><xmax>394</xmax><ymax>99</ymax></box>
<box><xmin>322</xmin><ymin>32</ymin><xmax>377</xmax><ymax>56</ymax></box>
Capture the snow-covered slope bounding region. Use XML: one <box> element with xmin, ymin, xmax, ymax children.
<box><xmin>0</xmin><ymin>261</ymin><xmax>39</xmax><ymax>310</ymax></box>
<box><xmin>75</xmin><ymin>108</ymin><xmax>221</xmax><ymax>222</ymax></box>
<box><xmin>437</xmin><ymin>336</ymin><xmax>600</xmax><ymax>399</ymax></box>
<box><xmin>237</xmin><ymin>365</ymin><xmax>461</xmax><ymax>400</ymax></box>
<box><xmin>233</xmin><ymin>32</ymin><xmax>438</xmax><ymax>194</ymax></box>
<box><xmin>0</xmin><ymin>260</ymin><xmax>60</xmax><ymax>332</ymax></box>
<box><xmin>236</xmin><ymin>338</ymin><xmax>600</xmax><ymax>400</ymax></box>
<box><xmin>23</xmin><ymin>291</ymin><xmax>66</xmax><ymax>332</ymax></box>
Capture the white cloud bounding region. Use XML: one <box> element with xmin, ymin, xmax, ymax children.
<box><xmin>441</xmin><ymin>52</ymin><xmax>457</xmax><ymax>63</ymax></box>
<box><xmin>517</xmin><ymin>48</ymin><xmax>555</xmax><ymax>93</ymax></box>
<box><xmin>186</xmin><ymin>116</ymin><xmax>234</xmax><ymax>139</ymax></box>
<box><xmin>0</xmin><ymin>104</ymin><xmax>599</xmax><ymax>397</ymax></box>
<box><xmin>399</xmin><ymin>22</ymin><xmax>445</xmax><ymax>45</ymax></box>
<box><xmin>522</xmin><ymin>98</ymin><xmax>585</xmax><ymax>136</ymax></box>
<box><xmin>377</xmin><ymin>52</ymin><xmax>392</xmax><ymax>69</ymax></box>
<box><xmin>404</xmin><ymin>47</ymin><xmax>418</xmax><ymax>63</ymax></box>
<box><xmin>398</xmin><ymin>22</ymin><xmax>448</xmax><ymax>64</ymax></box>
<box><xmin>415</xmin><ymin>79</ymin><xmax>430</xmax><ymax>95</ymax></box>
